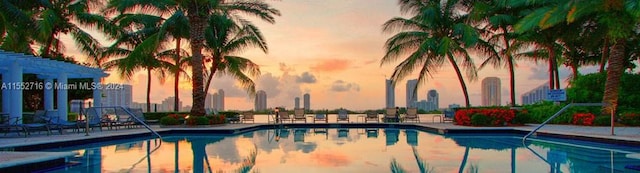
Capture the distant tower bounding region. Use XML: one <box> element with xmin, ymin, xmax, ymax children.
<box><xmin>303</xmin><ymin>93</ymin><xmax>310</xmax><ymax>111</ymax></box>
<box><xmin>294</xmin><ymin>97</ymin><xmax>300</xmax><ymax>109</ymax></box>
<box><xmin>385</xmin><ymin>79</ymin><xmax>395</xmax><ymax>108</ymax></box>
<box><xmin>482</xmin><ymin>77</ymin><xmax>501</xmax><ymax>106</ymax></box>
<box><xmin>255</xmin><ymin>90</ymin><xmax>267</xmax><ymax>111</ymax></box>
<box><xmin>427</xmin><ymin>90</ymin><xmax>439</xmax><ymax>111</ymax></box>
<box><xmin>216</xmin><ymin>89</ymin><xmax>225</xmax><ymax>111</ymax></box>
<box><xmin>406</xmin><ymin>79</ymin><xmax>418</xmax><ymax>108</ymax></box>
<box><xmin>205</xmin><ymin>93</ymin><xmax>214</xmax><ymax>110</ymax></box>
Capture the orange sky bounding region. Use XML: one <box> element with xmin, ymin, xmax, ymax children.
<box><xmin>63</xmin><ymin>0</ymin><xmax>615</xmax><ymax>111</ymax></box>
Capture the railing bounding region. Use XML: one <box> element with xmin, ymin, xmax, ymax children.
<box><xmin>82</xmin><ymin>106</ymin><xmax>162</xmax><ymax>140</ymax></box>
<box><xmin>522</xmin><ymin>103</ymin><xmax>605</xmax><ymax>143</ymax></box>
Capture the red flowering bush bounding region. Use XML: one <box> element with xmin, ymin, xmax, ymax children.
<box><xmin>572</xmin><ymin>113</ymin><xmax>595</xmax><ymax>126</ymax></box>
<box><xmin>620</xmin><ymin>112</ymin><xmax>640</xmax><ymax>126</ymax></box>
<box><xmin>454</xmin><ymin>108</ymin><xmax>516</xmax><ymax>126</ymax></box>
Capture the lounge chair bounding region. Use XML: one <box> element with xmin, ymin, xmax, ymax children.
<box><xmin>337</xmin><ymin>109</ymin><xmax>349</xmax><ymax>123</ymax></box>
<box><xmin>242</xmin><ymin>111</ymin><xmax>255</xmax><ymax>123</ymax></box>
<box><xmin>277</xmin><ymin>111</ymin><xmax>292</xmax><ymax>123</ymax></box>
<box><xmin>1</xmin><ymin>114</ymin><xmax>22</xmax><ymax>136</ymax></box>
<box><xmin>365</xmin><ymin>111</ymin><xmax>379</xmax><ymax>123</ymax></box>
<box><xmin>404</xmin><ymin>108</ymin><xmax>420</xmax><ymax>123</ymax></box>
<box><xmin>338</xmin><ymin>128</ymin><xmax>349</xmax><ymax>138</ymax></box>
<box><xmin>294</xmin><ymin>129</ymin><xmax>307</xmax><ymax>142</ymax></box>
<box><xmin>293</xmin><ymin>108</ymin><xmax>307</xmax><ymax>123</ymax></box>
<box><xmin>314</xmin><ymin>113</ymin><xmax>327</xmax><ymax>123</ymax></box>
<box><xmin>383</xmin><ymin>108</ymin><xmax>399</xmax><ymax>122</ymax></box>
<box><xmin>42</xmin><ymin>110</ymin><xmax>80</xmax><ymax>134</ymax></box>
<box><xmin>78</xmin><ymin>112</ymin><xmax>103</xmax><ymax>132</ymax></box>
<box><xmin>443</xmin><ymin>110</ymin><xmax>455</xmax><ymax>123</ymax></box>
<box><xmin>366</xmin><ymin>129</ymin><xmax>378</xmax><ymax>138</ymax></box>
<box><xmin>18</xmin><ymin>111</ymin><xmax>51</xmax><ymax>137</ymax></box>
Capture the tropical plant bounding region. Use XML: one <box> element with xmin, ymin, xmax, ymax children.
<box><xmin>389</xmin><ymin>147</ymin><xmax>434</xmax><ymax>173</ymax></box>
<box><xmin>381</xmin><ymin>0</ymin><xmax>486</xmax><ymax>107</ymax></box>
<box><xmin>515</xmin><ymin>0</ymin><xmax>640</xmax><ymax>113</ymax></box>
<box><xmin>203</xmin><ymin>13</ymin><xmax>266</xmax><ymax>97</ymax></box>
<box><xmin>104</xmin><ymin>0</ymin><xmax>280</xmax><ymax>116</ymax></box>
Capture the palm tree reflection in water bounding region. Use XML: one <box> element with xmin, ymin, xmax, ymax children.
<box><xmin>389</xmin><ymin>147</ymin><xmax>435</xmax><ymax>173</ymax></box>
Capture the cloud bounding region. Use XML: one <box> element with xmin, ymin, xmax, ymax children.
<box><xmin>296</xmin><ymin>72</ymin><xmax>317</xmax><ymax>83</ymax></box>
<box><xmin>310</xmin><ymin>152</ymin><xmax>352</xmax><ymax>167</ymax></box>
<box><xmin>310</xmin><ymin>59</ymin><xmax>351</xmax><ymax>73</ymax></box>
<box><xmin>208</xmin><ymin>74</ymin><xmax>249</xmax><ymax>98</ymax></box>
<box><xmin>330</xmin><ymin>80</ymin><xmax>360</xmax><ymax>92</ymax></box>
<box><xmin>257</xmin><ymin>72</ymin><xmax>281</xmax><ymax>99</ymax></box>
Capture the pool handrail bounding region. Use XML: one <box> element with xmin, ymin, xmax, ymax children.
<box><xmin>522</xmin><ymin>103</ymin><xmax>604</xmax><ymax>143</ymax></box>
<box><xmin>84</xmin><ymin>106</ymin><xmax>162</xmax><ymax>141</ymax></box>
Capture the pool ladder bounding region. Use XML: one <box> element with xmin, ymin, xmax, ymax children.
<box><xmin>522</xmin><ymin>103</ymin><xmax>607</xmax><ymax>143</ymax></box>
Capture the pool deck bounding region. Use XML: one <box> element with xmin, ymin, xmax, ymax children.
<box><xmin>1</xmin><ymin>122</ymin><xmax>639</xmax><ymax>170</ymax></box>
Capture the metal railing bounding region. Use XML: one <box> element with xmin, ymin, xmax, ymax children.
<box><xmin>82</xmin><ymin>106</ymin><xmax>162</xmax><ymax>140</ymax></box>
<box><xmin>522</xmin><ymin>103</ymin><xmax>605</xmax><ymax>143</ymax></box>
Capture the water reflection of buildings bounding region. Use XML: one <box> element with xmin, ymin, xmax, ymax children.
<box><xmin>405</xmin><ymin>130</ymin><xmax>418</xmax><ymax>146</ymax></box>
<box><xmin>385</xmin><ymin>129</ymin><xmax>400</xmax><ymax>146</ymax></box>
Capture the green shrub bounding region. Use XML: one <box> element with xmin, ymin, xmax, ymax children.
<box><xmin>567</xmin><ymin>72</ymin><xmax>640</xmax><ymax>113</ymax></box>
<box><xmin>160</xmin><ymin>116</ymin><xmax>180</xmax><ymax>125</ymax></box>
<box><xmin>470</xmin><ymin>113</ymin><xmax>493</xmax><ymax>126</ymax></box>
<box><xmin>219</xmin><ymin>111</ymin><xmax>240</xmax><ymax>118</ymax></box>
<box><xmin>619</xmin><ymin>112</ymin><xmax>640</xmax><ymax>126</ymax></box>
<box><xmin>206</xmin><ymin>115</ymin><xmax>226</xmax><ymax>124</ymax></box>
<box><xmin>523</xmin><ymin>101</ymin><xmax>566</xmax><ymax>123</ymax></box>
<box><xmin>512</xmin><ymin>109</ymin><xmax>532</xmax><ymax>125</ymax></box>
<box><xmin>593</xmin><ymin>116</ymin><xmax>611</xmax><ymax>126</ymax></box>
<box><xmin>144</xmin><ymin>112</ymin><xmax>190</xmax><ymax>120</ymax></box>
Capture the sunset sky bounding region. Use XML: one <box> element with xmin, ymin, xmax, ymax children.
<box><xmin>65</xmin><ymin>0</ymin><xmax>614</xmax><ymax>111</ymax></box>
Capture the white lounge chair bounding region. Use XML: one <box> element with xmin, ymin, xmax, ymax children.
<box><xmin>337</xmin><ymin>109</ymin><xmax>349</xmax><ymax>123</ymax></box>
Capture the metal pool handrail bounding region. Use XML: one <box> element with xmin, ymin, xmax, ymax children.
<box><xmin>85</xmin><ymin>106</ymin><xmax>162</xmax><ymax>140</ymax></box>
<box><xmin>522</xmin><ymin>103</ymin><xmax>604</xmax><ymax>143</ymax></box>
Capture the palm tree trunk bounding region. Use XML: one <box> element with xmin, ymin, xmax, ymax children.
<box><xmin>458</xmin><ymin>147</ymin><xmax>470</xmax><ymax>173</ymax></box>
<box><xmin>507</xmin><ymin>56</ymin><xmax>516</xmax><ymax>106</ymax></box>
<box><xmin>43</xmin><ymin>30</ymin><xmax>56</xmax><ymax>58</ymax></box>
<box><xmin>204</xmin><ymin>58</ymin><xmax>221</xmax><ymax>97</ymax></box>
<box><xmin>503</xmin><ymin>27</ymin><xmax>516</xmax><ymax>106</ymax></box>
<box><xmin>448</xmin><ymin>55</ymin><xmax>471</xmax><ymax>107</ymax></box>
<box><xmin>174</xmin><ymin>38</ymin><xmax>181</xmax><ymax>112</ymax></box>
<box><xmin>599</xmin><ymin>38</ymin><xmax>609</xmax><ymax>73</ymax></box>
<box><xmin>188</xmin><ymin>7</ymin><xmax>207</xmax><ymax>116</ymax></box>
<box><xmin>547</xmin><ymin>45</ymin><xmax>556</xmax><ymax>90</ymax></box>
<box><xmin>146</xmin><ymin>68</ymin><xmax>152</xmax><ymax>112</ymax></box>
<box><xmin>602</xmin><ymin>39</ymin><xmax>625</xmax><ymax>114</ymax></box>
<box><xmin>553</xmin><ymin>58</ymin><xmax>560</xmax><ymax>89</ymax></box>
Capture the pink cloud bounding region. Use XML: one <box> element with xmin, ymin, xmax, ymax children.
<box><xmin>310</xmin><ymin>59</ymin><xmax>351</xmax><ymax>73</ymax></box>
<box><xmin>310</xmin><ymin>152</ymin><xmax>352</xmax><ymax>167</ymax></box>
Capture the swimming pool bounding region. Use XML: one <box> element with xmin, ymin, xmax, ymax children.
<box><xmin>43</xmin><ymin>128</ymin><xmax>640</xmax><ymax>173</ymax></box>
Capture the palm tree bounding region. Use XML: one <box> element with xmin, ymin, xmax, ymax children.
<box><xmin>469</xmin><ymin>0</ymin><xmax>530</xmax><ymax>106</ymax></box>
<box><xmin>203</xmin><ymin>13</ymin><xmax>267</xmax><ymax>97</ymax></box>
<box><xmin>33</xmin><ymin>0</ymin><xmax>116</xmax><ymax>58</ymax></box>
<box><xmin>0</xmin><ymin>0</ymin><xmax>38</xmax><ymax>53</ymax></box>
<box><xmin>515</xmin><ymin>0</ymin><xmax>640</xmax><ymax>113</ymax></box>
<box><xmin>382</xmin><ymin>0</ymin><xmax>484</xmax><ymax>107</ymax></box>
<box><xmin>104</xmin><ymin>0</ymin><xmax>279</xmax><ymax>116</ymax></box>
<box><xmin>103</xmin><ymin>13</ymin><xmax>173</xmax><ymax>112</ymax></box>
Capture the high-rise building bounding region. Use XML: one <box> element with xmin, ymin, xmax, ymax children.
<box><xmin>406</xmin><ymin>79</ymin><xmax>418</xmax><ymax>108</ymax></box>
<box><xmin>216</xmin><ymin>89</ymin><xmax>225</xmax><ymax>111</ymax></box>
<box><xmin>482</xmin><ymin>77</ymin><xmax>501</xmax><ymax>106</ymax></box>
<box><xmin>427</xmin><ymin>90</ymin><xmax>439</xmax><ymax>111</ymax></box>
<box><xmin>294</xmin><ymin>97</ymin><xmax>300</xmax><ymax>109</ymax></box>
<box><xmin>255</xmin><ymin>90</ymin><xmax>267</xmax><ymax>111</ymax></box>
<box><xmin>385</xmin><ymin>79</ymin><xmax>395</xmax><ymax>108</ymax></box>
<box><xmin>521</xmin><ymin>82</ymin><xmax>550</xmax><ymax>105</ymax></box>
<box><xmin>205</xmin><ymin>93</ymin><xmax>215</xmax><ymax>110</ymax></box>
<box><xmin>161</xmin><ymin>96</ymin><xmax>182</xmax><ymax>112</ymax></box>
<box><xmin>101</xmin><ymin>84</ymin><xmax>132</xmax><ymax>108</ymax></box>
<box><xmin>303</xmin><ymin>93</ymin><xmax>310</xmax><ymax>111</ymax></box>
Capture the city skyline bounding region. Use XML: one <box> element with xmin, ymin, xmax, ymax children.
<box><xmin>72</xmin><ymin>0</ymin><xmax>610</xmax><ymax>110</ymax></box>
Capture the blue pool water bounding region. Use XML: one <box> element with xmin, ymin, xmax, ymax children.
<box><xmin>43</xmin><ymin>128</ymin><xmax>640</xmax><ymax>173</ymax></box>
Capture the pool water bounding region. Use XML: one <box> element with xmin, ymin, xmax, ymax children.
<box><xmin>44</xmin><ymin>128</ymin><xmax>640</xmax><ymax>173</ymax></box>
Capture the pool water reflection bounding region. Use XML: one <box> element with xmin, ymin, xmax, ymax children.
<box><xmin>45</xmin><ymin>128</ymin><xmax>640</xmax><ymax>173</ymax></box>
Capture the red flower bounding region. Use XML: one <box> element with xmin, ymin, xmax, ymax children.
<box><xmin>572</xmin><ymin>113</ymin><xmax>595</xmax><ymax>126</ymax></box>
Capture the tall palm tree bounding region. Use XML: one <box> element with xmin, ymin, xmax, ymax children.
<box><xmin>104</xmin><ymin>0</ymin><xmax>279</xmax><ymax>116</ymax></box>
<box><xmin>382</xmin><ymin>0</ymin><xmax>484</xmax><ymax>107</ymax></box>
<box><xmin>469</xmin><ymin>0</ymin><xmax>530</xmax><ymax>106</ymax></box>
<box><xmin>103</xmin><ymin>13</ymin><xmax>173</xmax><ymax>112</ymax></box>
<box><xmin>203</xmin><ymin>13</ymin><xmax>267</xmax><ymax>97</ymax></box>
<box><xmin>0</xmin><ymin>0</ymin><xmax>38</xmax><ymax>53</ymax></box>
<box><xmin>515</xmin><ymin>0</ymin><xmax>640</xmax><ymax>113</ymax></box>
